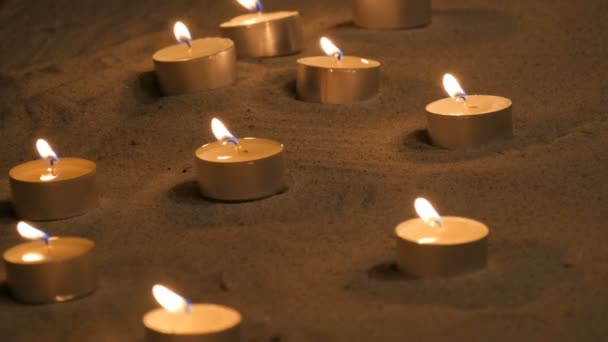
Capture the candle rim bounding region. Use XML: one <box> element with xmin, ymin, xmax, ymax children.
<box><xmin>3</xmin><ymin>237</ymin><xmax>95</xmax><ymax>264</ymax></box>
<box><xmin>395</xmin><ymin>216</ymin><xmax>489</xmax><ymax>246</ymax></box>
<box><xmin>9</xmin><ymin>158</ymin><xmax>96</xmax><ymax>183</ymax></box>
<box><xmin>297</xmin><ymin>56</ymin><xmax>381</xmax><ymax>69</ymax></box>
<box><xmin>426</xmin><ymin>95</ymin><xmax>512</xmax><ymax>116</ymax></box>
<box><xmin>153</xmin><ymin>38</ymin><xmax>234</xmax><ymax>63</ymax></box>
<box><xmin>219</xmin><ymin>10</ymin><xmax>300</xmax><ymax>27</ymax></box>
<box><xmin>195</xmin><ymin>137</ymin><xmax>284</xmax><ymax>164</ymax></box>
<box><xmin>143</xmin><ymin>303</ymin><xmax>242</xmax><ymax>334</ymax></box>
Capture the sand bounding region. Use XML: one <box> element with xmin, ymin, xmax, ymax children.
<box><xmin>0</xmin><ymin>0</ymin><xmax>607</xmax><ymax>341</ymax></box>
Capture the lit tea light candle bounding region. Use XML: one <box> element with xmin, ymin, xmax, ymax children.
<box><xmin>296</xmin><ymin>37</ymin><xmax>381</xmax><ymax>104</ymax></box>
<box><xmin>395</xmin><ymin>198</ymin><xmax>489</xmax><ymax>277</ymax></box>
<box><xmin>143</xmin><ymin>284</ymin><xmax>242</xmax><ymax>342</ymax></box>
<box><xmin>219</xmin><ymin>0</ymin><xmax>302</xmax><ymax>58</ymax></box>
<box><xmin>153</xmin><ymin>21</ymin><xmax>236</xmax><ymax>95</ymax></box>
<box><xmin>195</xmin><ymin>118</ymin><xmax>286</xmax><ymax>201</ymax></box>
<box><xmin>425</xmin><ymin>73</ymin><xmax>513</xmax><ymax>149</ymax></box>
<box><xmin>9</xmin><ymin>138</ymin><xmax>97</xmax><ymax>221</ymax></box>
<box><xmin>353</xmin><ymin>0</ymin><xmax>431</xmax><ymax>30</ymax></box>
<box><xmin>2</xmin><ymin>222</ymin><xmax>97</xmax><ymax>304</ymax></box>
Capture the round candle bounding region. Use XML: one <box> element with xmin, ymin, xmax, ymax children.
<box><xmin>297</xmin><ymin>37</ymin><xmax>381</xmax><ymax>104</ymax></box>
<box><xmin>3</xmin><ymin>222</ymin><xmax>97</xmax><ymax>304</ymax></box>
<box><xmin>353</xmin><ymin>0</ymin><xmax>431</xmax><ymax>30</ymax></box>
<box><xmin>195</xmin><ymin>118</ymin><xmax>286</xmax><ymax>201</ymax></box>
<box><xmin>425</xmin><ymin>74</ymin><xmax>513</xmax><ymax>149</ymax></box>
<box><xmin>144</xmin><ymin>285</ymin><xmax>242</xmax><ymax>342</ymax></box>
<box><xmin>9</xmin><ymin>139</ymin><xmax>97</xmax><ymax>221</ymax></box>
<box><xmin>395</xmin><ymin>198</ymin><xmax>489</xmax><ymax>277</ymax></box>
<box><xmin>220</xmin><ymin>0</ymin><xmax>302</xmax><ymax>58</ymax></box>
<box><xmin>153</xmin><ymin>22</ymin><xmax>236</xmax><ymax>95</ymax></box>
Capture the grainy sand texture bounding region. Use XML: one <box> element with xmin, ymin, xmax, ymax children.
<box><xmin>0</xmin><ymin>0</ymin><xmax>607</xmax><ymax>341</ymax></box>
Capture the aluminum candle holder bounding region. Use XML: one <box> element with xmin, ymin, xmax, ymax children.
<box><xmin>353</xmin><ymin>0</ymin><xmax>431</xmax><ymax>30</ymax></box>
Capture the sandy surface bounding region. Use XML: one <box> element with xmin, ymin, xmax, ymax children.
<box><xmin>0</xmin><ymin>0</ymin><xmax>607</xmax><ymax>341</ymax></box>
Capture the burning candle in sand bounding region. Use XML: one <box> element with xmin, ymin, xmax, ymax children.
<box><xmin>219</xmin><ymin>0</ymin><xmax>302</xmax><ymax>58</ymax></box>
<box><xmin>2</xmin><ymin>221</ymin><xmax>97</xmax><ymax>304</ymax></box>
<box><xmin>425</xmin><ymin>73</ymin><xmax>513</xmax><ymax>149</ymax></box>
<box><xmin>194</xmin><ymin>118</ymin><xmax>286</xmax><ymax>201</ymax></box>
<box><xmin>394</xmin><ymin>198</ymin><xmax>489</xmax><ymax>277</ymax></box>
<box><xmin>353</xmin><ymin>0</ymin><xmax>431</xmax><ymax>30</ymax></box>
<box><xmin>9</xmin><ymin>138</ymin><xmax>97</xmax><ymax>221</ymax></box>
<box><xmin>153</xmin><ymin>21</ymin><xmax>236</xmax><ymax>95</ymax></box>
<box><xmin>143</xmin><ymin>284</ymin><xmax>242</xmax><ymax>342</ymax></box>
<box><xmin>296</xmin><ymin>37</ymin><xmax>381</xmax><ymax>104</ymax></box>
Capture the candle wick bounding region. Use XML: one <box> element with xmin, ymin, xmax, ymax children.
<box><xmin>256</xmin><ymin>0</ymin><xmax>264</xmax><ymax>13</ymax></box>
<box><xmin>336</xmin><ymin>51</ymin><xmax>344</xmax><ymax>61</ymax></box>
<box><xmin>185</xmin><ymin>298</ymin><xmax>192</xmax><ymax>315</ymax></box>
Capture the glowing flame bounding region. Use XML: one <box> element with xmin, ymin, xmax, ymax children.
<box><xmin>17</xmin><ymin>221</ymin><xmax>49</xmax><ymax>241</ymax></box>
<box><xmin>443</xmin><ymin>74</ymin><xmax>467</xmax><ymax>100</ymax></box>
<box><xmin>211</xmin><ymin>118</ymin><xmax>238</xmax><ymax>145</ymax></box>
<box><xmin>173</xmin><ymin>21</ymin><xmax>192</xmax><ymax>44</ymax></box>
<box><xmin>22</xmin><ymin>252</ymin><xmax>45</xmax><ymax>262</ymax></box>
<box><xmin>414</xmin><ymin>198</ymin><xmax>443</xmax><ymax>227</ymax></box>
<box><xmin>153</xmin><ymin>284</ymin><xmax>190</xmax><ymax>313</ymax></box>
<box><xmin>418</xmin><ymin>237</ymin><xmax>438</xmax><ymax>244</ymax></box>
<box><xmin>237</xmin><ymin>0</ymin><xmax>263</xmax><ymax>12</ymax></box>
<box><xmin>320</xmin><ymin>37</ymin><xmax>343</xmax><ymax>60</ymax></box>
<box><xmin>36</xmin><ymin>139</ymin><xmax>58</xmax><ymax>162</ymax></box>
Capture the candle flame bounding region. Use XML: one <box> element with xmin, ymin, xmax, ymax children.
<box><xmin>237</xmin><ymin>0</ymin><xmax>263</xmax><ymax>12</ymax></box>
<box><xmin>22</xmin><ymin>252</ymin><xmax>45</xmax><ymax>262</ymax></box>
<box><xmin>418</xmin><ymin>237</ymin><xmax>438</xmax><ymax>245</ymax></box>
<box><xmin>414</xmin><ymin>198</ymin><xmax>443</xmax><ymax>227</ymax></box>
<box><xmin>17</xmin><ymin>221</ymin><xmax>49</xmax><ymax>241</ymax></box>
<box><xmin>173</xmin><ymin>21</ymin><xmax>192</xmax><ymax>45</ymax></box>
<box><xmin>211</xmin><ymin>118</ymin><xmax>239</xmax><ymax>145</ymax></box>
<box><xmin>320</xmin><ymin>37</ymin><xmax>343</xmax><ymax>61</ymax></box>
<box><xmin>36</xmin><ymin>139</ymin><xmax>58</xmax><ymax>162</ymax></box>
<box><xmin>443</xmin><ymin>74</ymin><xmax>467</xmax><ymax>100</ymax></box>
<box><xmin>153</xmin><ymin>284</ymin><xmax>190</xmax><ymax>313</ymax></box>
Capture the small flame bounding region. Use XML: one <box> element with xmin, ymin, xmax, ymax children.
<box><xmin>211</xmin><ymin>118</ymin><xmax>238</xmax><ymax>145</ymax></box>
<box><xmin>173</xmin><ymin>21</ymin><xmax>192</xmax><ymax>45</ymax></box>
<box><xmin>153</xmin><ymin>284</ymin><xmax>190</xmax><ymax>313</ymax></box>
<box><xmin>443</xmin><ymin>74</ymin><xmax>467</xmax><ymax>100</ymax></box>
<box><xmin>320</xmin><ymin>37</ymin><xmax>344</xmax><ymax>61</ymax></box>
<box><xmin>36</xmin><ymin>139</ymin><xmax>58</xmax><ymax>162</ymax></box>
<box><xmin>22</xmin><ymin>252</ymin><xmax>45</xmax><ymax>262</ymax></box>
<box><xmin>414</xmin><ymin>198</ymin><xmax>443</xmax><ymax>227</ymax></box>
<box><xmin>17</xmin><ymin>221</ymin><xmax>49</xmax><ymax>241</ymax></box>
<box><xmin>237</xmin><ymin>0</ymin><xmax>263</xmax><ymax>12</ymax></box>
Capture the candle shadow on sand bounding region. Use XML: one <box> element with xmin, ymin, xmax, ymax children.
<box><xmin>132</xmin><ymin>71</ymin><xmax>162</xmax><ymax>105</ymax></box>
<box><xmin>0</xmin><ymin>199</ymin><xmax>15</xmax><ymax>224</ymax></box>
<box><xmin>398</xmin><ymin>129</ymin><xmax>522</xmax><ymax>164</ymax></box>
<box><xmin>346</xmin><ymin>240</ymin><xmax>573</xmax><ymax>309</ymax></box>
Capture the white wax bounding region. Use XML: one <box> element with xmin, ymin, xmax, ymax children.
<box><xmin>10</xmin><ymin>158</ymin><xmax>95</xmax><ymax>183</ymax></box>
<box><xmin>220</xmin><ymin>11</ymin><xmax>299</xmax><ymax>27</ymax></box>
<box><xmin>297</xmin><ymin>56</ymin><xmax>380</xmax><ymax>70</ymax></box>
<box><xmin>196</xmin><ymin>138</ymin><xmax>283</xmax><ymax>163</ymax></box>
<box><xmin>3</xmin><ymin>237</ymin><xmax>95</xmax><ymax>264</ymax></box>
<box><xmin>395</xmin><ymin>217</ymin><xmax>489</xmax><ymax>245</ymax></box>
<box><xmin>426</xmin><ymin>95</ymin><xmax>512</xmax><ymax>116</ymax></box>
<box><xmin>143</xmin><ymin>304</ymin><xmax>241</xmax><ymax>335</ymax></box>
<box><xmin>153</xmin><ymin>38</ymin><xmax>234</xmax><ymax>62</ymax></box>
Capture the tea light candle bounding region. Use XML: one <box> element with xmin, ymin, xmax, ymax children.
<box><xmin>395</xmin><ymin>198</ymin><xmax>489</xmax><ymax>277</ymax></box>
<box><xmin>3</xmin><ymin>222</ymin><xmax>97</xmax><ymax>304</ymax></box>
<box><xmin>143</xmin><ymin>284</ymin><xmax>242</xmax><ymax>342</ymax></box>
<box><xmin>220</xmin><ymin>0</ymin><xmax>302</xmax><ymax>58</ymax></box>
<box><xmin>297</xmin><ymin>37</ymin><xmax>381</xmax><ymax>104</ymax></box>
<box><xmin>9</xmin><ymin>139</ymin><xmax>97</xmax><ymax>221</ymax></box>
<box><xmin>153</xmin><ymin>21</ymin><xmax>236</xmax><ymax>95</ymax></box>
<box><xmin>195</xmin><ymin>118</ymin><xmax>286</xmax><ymax>201</ymax></box>
<box><xmin>353</xmin><ymin>0</ymin><xmax>431</xmax><ymax>29</ymax></box>
<box><xmin>425</xmin><ymin>74</ymin><xmax>513</xmax><ymax>149</ymax></box>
